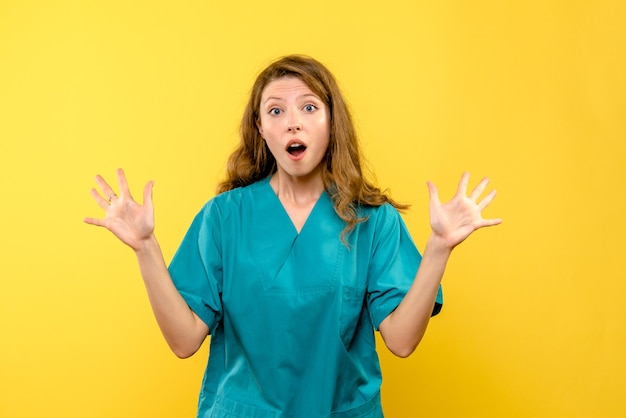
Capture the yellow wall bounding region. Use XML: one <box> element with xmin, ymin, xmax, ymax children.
<box><xmin>1</xmin><ymin>1</ymin><xmax>624</xmax><ymax>417</ymax></box>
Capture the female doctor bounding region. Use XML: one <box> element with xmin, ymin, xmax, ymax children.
<box><xmin>85</xmin><ymin>55</ymin><xmax>501</xmax><ymax>417</ymax></box>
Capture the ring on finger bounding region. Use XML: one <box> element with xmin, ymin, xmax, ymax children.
<box><xmin>107</xmin><ymin>193</ymin><xmax>117</xmax><ymax>203</ymax></box>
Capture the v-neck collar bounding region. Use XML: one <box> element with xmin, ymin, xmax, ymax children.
<box><xmin>262</xmin><ymin>177</ymin><xmax>329</xmax><ymax>235</ymax></box>
<box><xmin>250</xmin><ymin>178</ymin><xmax>345</xmax><ymax>294</ymax></box>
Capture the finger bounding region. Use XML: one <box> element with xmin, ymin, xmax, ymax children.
<box><xmin>143</xmin><ymin>180</ymin><xmax>154</xmax><ymax>207</ymax></box>
<box><xmin>456</xmin><ymin>172</ymin><xmax>470</xmax><ymax>196</ymax></box>
<box><xmin>117</xmin><ymin>168</ymin><xmax>132</xmax><ymax>199</ymax></box>
<box><xmin>477</xmin><ymin>217</ymin><xmax>503</xmax><ymax>228</ymax></box>
<box><xmin>90</xmin><ymin>187</ymin><xmax>111</xmax><ymax>211</ymax></box>
<box><xmin>469</xmin><ymin>177</ymin><xmax>489</xmax><ymax>201</ymax></box>
<box><xmin>83</xmin><ymin>216</ymin><xmax>106</xmax><ymax>227</ymax></box>
<box><xmin>477</xmin><ymin>189</ymin><xmax>497</xmax><ymax>210</ymax></box>
<box><xmin>94</xmin><ymin>175</ymin><xmax>118</xmax><ymax>203</ymax></box>
<box><xmin>426</xmin><ymin>181</ymin><xmax>441</xmax><ymax>205</ymax></box>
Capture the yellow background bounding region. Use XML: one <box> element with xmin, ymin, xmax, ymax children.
<box><xmin>1</xmin><ymin>1</ymin><xmax>624</xmax><ymax>417</ymax></box>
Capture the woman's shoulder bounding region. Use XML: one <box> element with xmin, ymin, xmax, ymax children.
<box><xmin>200</xmin><ymin>178</ymin><xmax>270</xmax><ymax>213</ymax></box>
<box><xmin>358</xmin><ymin>201</ymin><xmax>401</xmax><ymax>221</ymax></box>
<box><xmin>354</xmin><ymin>201</ymin><xmax>410</xmax><ymax>239</ymax></box>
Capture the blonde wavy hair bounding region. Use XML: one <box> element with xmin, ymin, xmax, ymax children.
<box><xmin>217</xmin><ymin>55</ymin><xmax>407</xmax><ymax>240</ymax></box>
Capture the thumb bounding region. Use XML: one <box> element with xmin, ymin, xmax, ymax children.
<box><xmin>143</xmin><ymin>180</ymin><xmax>154</xmax><ymax>207</ymax></box>
<box><xmin>426</xmin><ymin>181</ymin><xmax>440</xmax><ymax>205</ymax></box>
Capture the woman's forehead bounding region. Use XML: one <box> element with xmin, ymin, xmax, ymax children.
<box><xmin>261</xmin><ymin>76</ymin><xmax>321</xmax><ymax>100</ymax></box>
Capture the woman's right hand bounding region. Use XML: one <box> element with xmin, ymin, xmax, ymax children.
<box><xmin>84</xmin><ymin>168</ymin><xmax>155</xmax><ymax>252</ymax></box>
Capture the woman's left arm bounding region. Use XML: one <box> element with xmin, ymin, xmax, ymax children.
<box><xmin>378</xmin><ymin>172</ymin><xmax>502</xmax><ymax>358</ymax></box>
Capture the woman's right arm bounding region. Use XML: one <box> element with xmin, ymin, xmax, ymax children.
<box><xmin>84</xmin><ymin>168</ymin><xmax>209</xmax><ymax>358</ymax></box>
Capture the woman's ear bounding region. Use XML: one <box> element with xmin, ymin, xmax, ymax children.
<box><xmin>256</xmin><ymin>121</ymin><xmax>264</xmax><ymax>139</ymax></box>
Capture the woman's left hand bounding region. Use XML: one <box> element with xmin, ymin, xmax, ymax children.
<box><xmin>427</xmin><ymin>172</ymin><xmax>502</xmax><ymax>250</ymax></box>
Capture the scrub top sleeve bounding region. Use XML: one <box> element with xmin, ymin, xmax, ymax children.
<box><xmin>366</xmin><ymin>205</ymin><xmax>443</xmax><ymax>330</ymax></box>
<box><xmin>168</xmin><ymin>200</ymin><xmax>223</xmax><ymax>333</ymax></box>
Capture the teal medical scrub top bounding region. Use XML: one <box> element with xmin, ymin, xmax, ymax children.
<box><xmin>169</xmin><ymin>177</ymin><xmax>443</xmax><ymax>418</ymax></box>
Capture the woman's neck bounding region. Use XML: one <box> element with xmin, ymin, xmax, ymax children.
<box><xmin>269</xmin><ymin>170</ymin><xmax>324</xmax><ymax>206</ymax></box>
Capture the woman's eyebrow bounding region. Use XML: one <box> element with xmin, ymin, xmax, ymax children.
<box><xmin>299</xmin><ymin>93</ymin><xmax>321</xmax><ymax>101</ymax></box>
<box><xmin>263</xmin><ymin>93</ymin><xmax>320</xmax><ymax>104</ymax></box>
<box><xmin>264</xmin><ymin>96</ymin><xmax>284</xmax><ymax>103</ymax></box>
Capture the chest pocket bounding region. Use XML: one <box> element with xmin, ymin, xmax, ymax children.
<box><xmin>337</xmin><ymin>233</ymin><xmax>373</xmax><ymax>348</ymax></box>
<box><xmin>340</xmin><ymin>285</ymin><xmax>367</xmax><ymax>347</ymax></box>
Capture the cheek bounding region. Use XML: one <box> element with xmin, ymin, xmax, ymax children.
<box><xmin>314</xmin><ymin>113</ymin><xmax>330</xmax><ymax>133</ymax></box>
<box><xmin>257</xmin><ymin>118</ymin><xmax>274</xmax><ymax>139</ymax></box>
<box><xmin>320</xmin><ymin>119</ymin><xmax>331</xmax><ymax>143</ymax></box>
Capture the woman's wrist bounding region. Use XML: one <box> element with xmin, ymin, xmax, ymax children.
<box><xmin>133</xmin><ymin>233</ymin><xmax>159</xmax><ymax>254</ymax></box>
<box><xmin>424</xmin><ymin>234</ymin><xmax>453</xmax><ymax>259</ymax></box>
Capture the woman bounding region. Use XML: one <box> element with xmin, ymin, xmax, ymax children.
<box><xmin>85</xmin><ymin>55</ymin><xmax>501</xmax><ymax>417</ymax></box>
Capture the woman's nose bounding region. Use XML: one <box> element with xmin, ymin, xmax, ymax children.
<box><xmin>286</xmin><ymin>111</ymin><xmax>302</xmax><ymax>132</ymax></box>
<box><xmin>287</xmin><ymin>123</ymin><xmax>301</xmax><ymax>132</ymax></box>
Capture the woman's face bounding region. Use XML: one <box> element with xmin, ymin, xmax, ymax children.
<box><xmin>257</xmin><ymin>76</ymin><xmax>330</xmax><ymax>182</ymax></box>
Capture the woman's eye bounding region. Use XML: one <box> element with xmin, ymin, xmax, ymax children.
<box><xmin>303</xmin><ymin>104</ymin><xmax>317</xmax><ymax>112</ymax></box>
<box><xmin>269</xmin><ymin>108</ymin><xmax>282</xmax><ymax>116</ymax></box>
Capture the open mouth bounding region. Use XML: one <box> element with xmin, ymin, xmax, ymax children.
<box><xmin>287</xmin><ymin>143</ymin><xmax>307</xmax><ymax>157</ymax></box>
